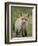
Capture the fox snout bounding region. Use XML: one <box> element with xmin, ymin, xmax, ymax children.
<box><xmin>22</xmin><ymin>22</ymin><xmax>25</xmax><ymax>25</ymax></box>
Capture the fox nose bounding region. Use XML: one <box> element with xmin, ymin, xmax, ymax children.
<box><xmin>23</xmin><ymin>22</ymin><xmax>25</xmax><ymax>24</ymax></box>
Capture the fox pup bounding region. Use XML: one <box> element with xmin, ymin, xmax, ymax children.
<box><xmin>15</xmin><ymin>14</ymin><xmax>29</xmax><ymax>37</ymax></box>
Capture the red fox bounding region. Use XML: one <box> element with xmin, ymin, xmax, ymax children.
<box><xmin>15</xmin><ymin>14</ymin><xmax>29</xmax><ymax>37</ymax></box>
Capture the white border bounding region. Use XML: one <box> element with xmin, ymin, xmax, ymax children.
<box><xmin>9</xmin><ymin>4</ymin><xmax>36</xmax><ymax>42</ymax></box>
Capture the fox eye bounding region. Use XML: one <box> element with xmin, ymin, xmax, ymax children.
<box><xmin>25</xmin><ymin>19</ymin><xmax>27</xmax><ymax>21</ymax></box>
<box><xmin>21</xmin><ymin>18</ymin><xmax>24</xmax><ymax>20</ymax></box>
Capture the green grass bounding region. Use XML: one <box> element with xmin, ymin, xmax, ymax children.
<box><xmin>27</xmin><ymin>23</ymin><xmax>32</xmax><ymax>36</ymax></box>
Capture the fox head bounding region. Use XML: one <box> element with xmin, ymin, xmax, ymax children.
<box><xmin>20</xmin><ymin>13</ymin><xmax>29</xmax><ymax>24</ymax></box>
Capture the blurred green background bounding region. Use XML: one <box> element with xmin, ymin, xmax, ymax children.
<box><xmin>11</xmin><ymin>6</ymin><xmax>33</xmax><ymax>39</ymax></box>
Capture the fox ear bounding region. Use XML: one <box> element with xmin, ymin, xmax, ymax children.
<box><xmin>27</xmin><ymin>13</ymin><xmax>29</xmax><ymax>18</ymax></box>
<box><xmin>26</xmin><ymin>13</ymin><xmax>29</xmax><ymax>18</ymax></box>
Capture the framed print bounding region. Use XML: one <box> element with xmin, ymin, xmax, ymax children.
<box><xmin>37</xmin><ymin>4</ymin><xmax>38</xmax><ymax>42</ymax></box>
<box><xmin>5</xmin><ymin>2</ymin><xmax>37</xmax><ymax>44</ymax></box>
